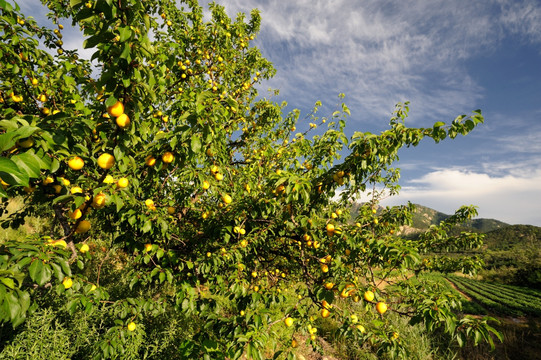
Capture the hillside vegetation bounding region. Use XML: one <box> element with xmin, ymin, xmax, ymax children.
<box><xmin>481</xmin><ymin>225</ymin><xmax>541</xmax><ymax>289</ymax></box>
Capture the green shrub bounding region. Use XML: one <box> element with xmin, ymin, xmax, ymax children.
<box><xmin>0</xmin><ymin>308</ymin><xmax>74</xmax><ymax>360</ymax></box>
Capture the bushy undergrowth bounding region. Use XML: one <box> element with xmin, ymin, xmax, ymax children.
<box><xmin>1</xmin><ymin>201</ymin><xmax>501</xmax><ymax>360</ymax></box>
<box><xmin>0</xmin><ymin>294</ymin><xmax>458</xmax><ymax>360</ymax></box>
<box><xmin>0</xmin><ymin>233</ymin><xmax>465</xmax><ymax>360</ymax></box>
<box><xmin>0</xmin><ymin>211</ymin><xmax>473</xmax><ymax>360</ymax></box>
<box><xmin>316</xmin><ymin>305</ymin><xmax>459</xmax><ymax>360</ymax></box>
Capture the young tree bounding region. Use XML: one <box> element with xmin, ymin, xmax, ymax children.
<box><xmin>0</xmin><ymin>0</ymin><xmax>500</xmax><ymax>358</ymax></box>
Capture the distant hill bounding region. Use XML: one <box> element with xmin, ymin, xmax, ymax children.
<box><xmin>406</xmin><ymin>206</ymin><xmax>541</xmax><ymax>288</ymax></box>
<box><xmin>482</xmin><ymin>224</ymin><xmax>541</xmax><ymax>251</ymax></box>
<box><xmin>410</xmin><ymin>204</ymin><xmax>508</xmax><ymax>233</ymax></box>
<box><xmin>349</xmin><ymin>202</ymin><xmax>530</xmax><ymax>235</ymax></box>
<box><xmin>410</xmin><ymin>204</ymin><xmax>449</xmax><ymax>229</ymax></box>
<box><xmin>480</xmin><ymin>224</ymin><xmax>541</xmax><ymax>288</ymax></box>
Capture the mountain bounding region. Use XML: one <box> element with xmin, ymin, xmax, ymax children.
<box><xmin>349</xmin><ymin>202</ymin><xmax>527</xmax><ymax>235</ymax></box>
<box><xmin>410</xmin><ymin>204</ymin><xmax>508</xmax><ymax>232</ymax></box>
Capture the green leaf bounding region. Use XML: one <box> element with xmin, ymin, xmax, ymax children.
<box><xmin>6</xmin><ymin>292</ymin><xmax>21</xmax><ymax>321</ymax></box>
<box><xmin>142</xmin><ymin>220</ymin><xmax>152</xmax><ymax>233</ymax></box>
<box><xmin>50</xmin><ymin>263</ymin><xmax>63</xmax><ymax>280</ymax></box>
<box><xmin>0</xmin><ymin>278</ymin><xmax>15</xmax><ymax>289</ymax></box>
<box><xmin>14</xmin><ymin>290</ymin><xmax>30</xmax><ymax>314</ymax></box>
<box><xmin>143</xmin><ymin>14</ymin><xmax>150</xmax><ymax>30</ymax></box>
<box><xmin>13</xmin><ymin>126</ymin><xmax>40</xmax><ymax>141</ymax></box>
<box><xmin>66</xmin><ymin>299</ymin><xmax>78</xmax><ymax>315</ymax></box>
<box><xmin>30</xmin><ymin>260</ymin><xmax>52</xmax><ymax>286</ymax></box>
<box><xmin>95</xmin><ymin>0</ymin><xmax>112</xmax><ymax>19</ymax></box>
<box><xmin>191</xmin><ymin>135</ymin><xmax>201</xmax><ymax>153</ymax></box>
<box><xmin>0</xmin><ymin>0</ymin><xmax>13</xmax><ymax>12</ymax></box>
<box><xmin>202</xmin><ymin>339</ymin><xmax>219</xmax><ymax>352</ymax></box>
<box><xmin>0</xmin><ymin>133</ymin><xmax>16</xmax><ymax>152</ymax></box>
<box><xmin>74</xmin><ymin>196</ymin><xmax>86</xmax><ymax>208</ymax></box>
<box><xmin>50</xmin><ymin>158</ymin><xmax>60</xmax><ymax>173</ymax></box>
<box><xmin>226</xmin><ymin>96</ymin><xmax>238</xmax><ymax>112</ymax></box>
<box><xmin>118</xmin><ymin>26</ymin><xmax>132</xmax><ymax>42</ymax></box>
<box><xmin>115</xmin><ymin>196</ymin><xmax>124</xmax><ymax>212</ymax></box>
<box><xmin>0</xmin><ymin>157</ymin><xmax>29</xmax><ymax>186</ymax></box>
<box><xmin>28</xmin><ymin>259</ymin><xmax>43</xmax><ymax>284</ymax></box>
<box><xmin>33</xmin><ymin>148</ymin><xmax>52</xmax><ymax>170</ymax></box>
<box><xmin>52</xmin><ymin>194</ymin><xmax>73</xmax><ymax>205</ymax></box>
<box><xmin>129</xmin><ymin>276</ymin><xmax>138</xmax><ymax>290</ymax></box>
<box><xmin>83</xmin><ymin>34</ymin><xmax>105</xmax><ymax>49</ymax></box>
<box><xmin>195</xmin><ymin>91</ymin><xmax>214</xmax><ymax>108</ymax></box>
<box><xmin>105</xmin><ymin>96</ymin><xmax>117</xmax><ymax>107</ymax></box>
<box><xmin>433</xmin><ymin>121</ymin><xmax>445</xmax><ymax>128</ymax></box>
<box><xmin>57</xmin><ymin>258</ymin><xmax>72</xmax><ymax>277</ymax></box>
<box><xmin>113</xmin><ymin>145</ymin><xmax>125</xmax><ymax>162</ymax></box>
<box><xmin>120</xmin><ymin>43</ymin><xmax>131</xmax><ymax>60</ymax></box>
<box><xmin>10</xmin><ymin>151</ymin><xmax>41</xmax><ymax>179</ymax></box>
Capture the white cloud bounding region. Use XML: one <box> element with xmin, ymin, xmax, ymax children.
<box><xmin>495</xmin><ymin>130</ymin><xmax>541</xmax><ymax>154</ymax></box>
<box><xmin>471</xmin><ymin>123</ymin><xmax>541</xmax><ymax>177</ymax></box>
<box><xmin>381</xmin><ymin>169</ymin><xmax>541</xmax><ymax>226</ymax></box>
<box><xmin>480</xmin><ymin>158</ymin><xmax>541</xmax><ymax>178</ymax></box>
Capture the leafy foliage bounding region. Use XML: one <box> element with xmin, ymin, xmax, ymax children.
<box><xmin>0</xmin><ymin>0</ymin><xmax>500</xmax><ymax>358</ymax></box>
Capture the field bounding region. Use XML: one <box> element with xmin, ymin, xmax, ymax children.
<box><xmin>441</xmin><ymin>274</ymin><xmax>541</xmax><ymax>360</ymax></box>
<box><xmin>445</xmin><ymin>274</ymin><xmax>541</xmax><ymax>317</ymax></box>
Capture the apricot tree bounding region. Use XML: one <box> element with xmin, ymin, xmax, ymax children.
<box><xmin>0</xmin><ymin>0</ymin><xmax>500</xmax><ymax>358</ymax></box>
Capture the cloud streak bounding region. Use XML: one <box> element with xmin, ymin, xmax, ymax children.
<box><xmin>498</xmin><ymin>0</ymin><xmax>541</xmax><ymax>46</ymax></box>
<box><xmin>218</xmin><ymin>0</ymin><xmax>540</xmax><ymax>122</ymax></box>
<box><xmin>22</xmin><ymin>0</ymin><xmax>541</xmax><ymax>123</ymax></box>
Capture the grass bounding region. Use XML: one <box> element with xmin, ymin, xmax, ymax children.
<box><xmin>0</xmin><ymin>197</ymin><xmax>48</xmax><ymax>243</ymax></box>
<box><xmin>317</xmin><ymin>310</ymin><xmax>457</xmax><ymax>360</ymax></box>
<box><xmin>419</xmin><ymin>272</ymin><xmax>487</xmax><ymax>315</ymax></box>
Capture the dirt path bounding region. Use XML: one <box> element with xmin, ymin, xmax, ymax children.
<box><xmin>444</xmin><ymin>278</ymin><xmax>473</xmax><ymax>301</ymax></box>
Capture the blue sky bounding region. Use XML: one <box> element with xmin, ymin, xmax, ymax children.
<box><xmin>18</xmin><ymin>0</ymin><xmax>541</xmax><ymax>226</ymax></box>
<box><xmin>214</xmin><ymin>0</ymin><xmax>541</xmax><ymax>226</ymax></box>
